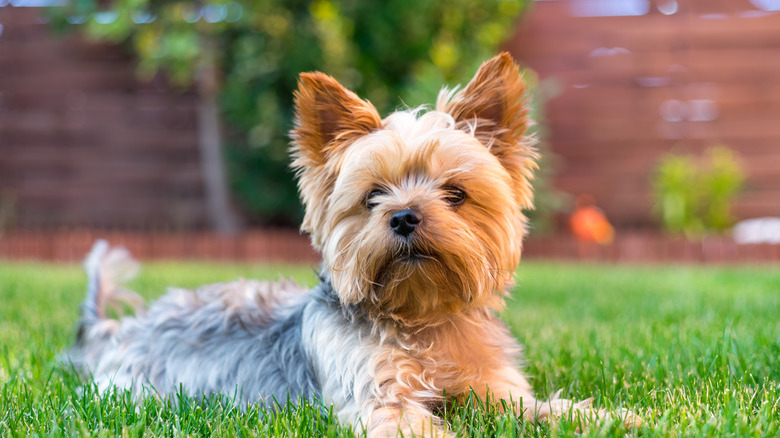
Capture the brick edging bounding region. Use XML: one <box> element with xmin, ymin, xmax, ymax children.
<box><xmin>523</xmin><ymin>234</ymin><xmax>780</xmax><ymax>264</ymax></box>
<box><xmin>1</xmin><ymin>231</ymin><xmax>778</xmax><ymax>264</ymax></box>
<box><xmin>0</xmin><ymin>230</ymin><xmax>320</xmax><ymax>263</ymax></box>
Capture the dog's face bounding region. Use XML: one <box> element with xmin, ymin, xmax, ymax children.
<box><xmin>291</xmin><ymin>53</ymin><xmax>536</xmax><ymax>324</ymax></box>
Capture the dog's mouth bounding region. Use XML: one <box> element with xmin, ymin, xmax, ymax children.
<box><xmin>396</xmin><ymin>245</ymin><xmax>436</xmax><ymax>263</ymax></box>
<box><xmin>371</xmin><ymin>245</ymin><xmax>436</xmax><ymax>288</ymax></box>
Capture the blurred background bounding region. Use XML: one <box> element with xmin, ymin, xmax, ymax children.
<box><xmin>1</xmin><ymin>0</ymin><xmax>779</xmax><ymax>263</ymax></box>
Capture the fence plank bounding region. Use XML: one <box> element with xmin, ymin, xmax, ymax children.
<box><xmin>0</xmin><ymin>7</ymin><xmax>206</xmax><ymax>230</ymax></box>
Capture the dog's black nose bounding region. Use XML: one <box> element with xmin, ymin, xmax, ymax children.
<box><xmin>390</xmin><ymin>209</ymin><xmax>422</xmax><ymax>238</ymax></box>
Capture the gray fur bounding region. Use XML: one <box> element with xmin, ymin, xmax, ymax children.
<box><xmin>67</xmin><ymin>243</ymin><xmax>328</xmax><ymax>407</ymax></box>
<box><xmin>80</xmin><ymin>239</ymin><xmax>108</xmax><ymax>321</ymax></box>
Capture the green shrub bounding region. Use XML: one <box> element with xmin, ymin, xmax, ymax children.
<box><xmin>653</xmin><ymin>146</ymin><xmax>745</xmax><ymax>237</ymax></box>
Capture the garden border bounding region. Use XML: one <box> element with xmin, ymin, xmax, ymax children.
<box><xmin>1</xmin><ymin>230</ymin><xmax>778</xmax><ymax>264</ymax></box>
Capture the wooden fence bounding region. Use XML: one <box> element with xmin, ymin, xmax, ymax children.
<box><xmin>509</xmin><ymin>0</ymin><xmax>780</xmax><ymax>227</ymax></box>
<box><xmin>0</xmin><ymin>6</ymin><xmax>206</xmax><ymax>229</ymax></box>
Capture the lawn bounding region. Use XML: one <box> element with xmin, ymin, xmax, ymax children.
<box><xmin>1</xmin><ymin>260</ymin><xmax>778</xmax><ymax>437</ymax></box>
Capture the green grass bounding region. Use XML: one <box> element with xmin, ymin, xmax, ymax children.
<box><xmin>1</xmin><ymin>261</ymin><xmax>779</xmax><ymax>436</ymax></box>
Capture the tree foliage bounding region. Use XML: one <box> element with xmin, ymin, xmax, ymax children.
<box><xmin>53</xmin><ymin>0</ymin><xmax>527</xmax><ymax>225</ymax></box>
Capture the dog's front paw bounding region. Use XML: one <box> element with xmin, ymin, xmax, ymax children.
<box><xmin>367</xmin><ymin>408</ymin><xmax>454</xmax><ymax>438</ymax></box>
<box><xmin>604</xmin><ymin>407</ymin><xmax>643</xmax><ymax>428</ymax></box>
<box><xmin>535</xmin><ymin>397</ymin><xmax>642</xmax><ymax>430</ymax></box>
<box><xmin>534</xmin><ymin>397</ymin><xmax>590</xmax><ymax>422</ymax></box>
<box><xmin>369</xmin><ymin>422</ymin><xmax>455</xmax><ymax>438</ymax></box>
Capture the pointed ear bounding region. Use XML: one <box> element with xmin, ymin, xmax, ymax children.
<box><xmin>441</xmin><ymin>52</ymin><xmax>530</xmax><ymax>147</ymax></box>
<box><xmin>290</xmin><ymin>73</ymin><xmax>381</xmax><ymax>247</ymax></box>
<box><xmin>291</xmin><ymin>72</ymin><xmax>382</xmax><ymax>166</ymax></box>
<box><xmin>440</xmin><ymin>52</ymin><xmax>537</xmax><ymax>208</ymax></box>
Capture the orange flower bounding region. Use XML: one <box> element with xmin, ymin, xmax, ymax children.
<box><xmin>570</xmin><ymin>195</ymin><xmax>614</xmax><ymax>244</ymax></box>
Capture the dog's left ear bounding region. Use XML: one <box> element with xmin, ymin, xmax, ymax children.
<box><xmin>441</xmin><ymin>52</ymin><xmax>537</xmax><ymax>207</ymax></box>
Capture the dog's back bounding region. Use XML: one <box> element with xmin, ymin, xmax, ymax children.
<box><xmin>67</xmin><ymin>240</ymin><xmax>319</xmax><ymax>405</ymax></box>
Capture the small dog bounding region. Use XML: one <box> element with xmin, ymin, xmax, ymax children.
<box><xmin>67</xmin><ymin>53</ymin><xmax>637</xmax><ymax>436</ymax></box>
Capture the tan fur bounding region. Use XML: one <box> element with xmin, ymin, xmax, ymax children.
<box><xmin>357</xmin><ymin>308</ymin><xmax>533</xmax><ymax>436</ymax></box>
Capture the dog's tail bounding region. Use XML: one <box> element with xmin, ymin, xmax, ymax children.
<box><xmin>77</xmin><ymin>240</ymin><xmax>143</xmax><ymax>344</ymax></box>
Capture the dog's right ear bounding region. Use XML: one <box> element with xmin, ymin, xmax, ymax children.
<box><xmin>290</xmin><ymin>73</ymin><xmax>381</xmax><ymax>246</ymax></box>
<box><xmin>291</xmin><ymin>72</ymin><xmax>382</xmax><ymax>167</ymax></box>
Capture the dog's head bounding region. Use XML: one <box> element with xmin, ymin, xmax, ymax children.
<box><xmin>291</xmin><ymin>52</ymin><xmax>537</xmax><ymax>324</ymax></box>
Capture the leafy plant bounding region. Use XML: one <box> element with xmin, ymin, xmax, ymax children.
<box><xmin>52</xmin><ymin>0</ymin><xmax>528</xmax><ymax>226</ymax></box>
<box><xmin>653</xmin><ymin>146</ymin><xmax>745</xmax><ymax>237</ymax></box>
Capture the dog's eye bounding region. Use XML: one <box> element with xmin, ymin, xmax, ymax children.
<box><xmin>443</xmin><ymin>186</ymin><xmax>466</xmax><ymax>207</ymax></box>
<box><xmin>365</xmin><ymin>188</ymin><xmax>385</xmax><ymax>210</ymax></box>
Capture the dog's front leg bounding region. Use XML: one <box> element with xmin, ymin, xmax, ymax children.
<box><xmin>471</xmin><ymin>365</ymin><xmax>539</xmax><ymax>418</ymax></box>
<box><xmin>364</xmin><ymin>353</ymin><xmax>453</xmax><ymax>438</ymax></box>
<box><xmin>303</xmin><ymin>310</ymin><xmax>452</xmax><ymax>437</ymax></box>
<box><xmin>366</xmin><ymin>402</ymin><xmax>450</xmax><ymax>438</ymax></box>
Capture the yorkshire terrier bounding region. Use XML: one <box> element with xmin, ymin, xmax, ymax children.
<box><xmin>67</xmin><ymin>53</ymin><xmax>638</xmax><ymax>436</ymax></box>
